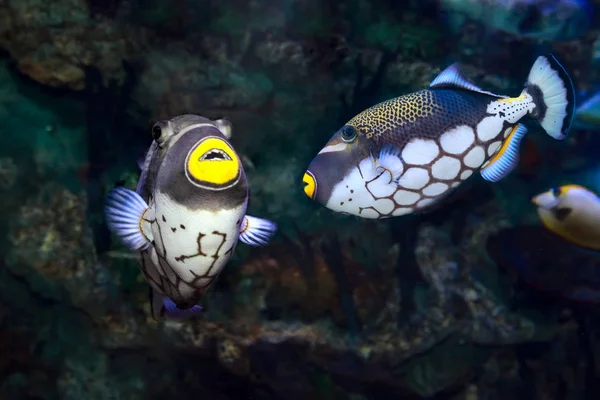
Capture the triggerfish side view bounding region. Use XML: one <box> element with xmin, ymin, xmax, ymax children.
<box><xmin>532</xmin><ymin>184</ymin><xmax>600</xmax><ymax>251</ymax></box>
<box><xmin>104</xmin><ymin>114</ymin><xmax>277</xmax><ymax>319</ymax></box>
<box><xmin>302</xmin><ymin>54</ymin><xmax>576</xmax><ymax>219</ymax></box>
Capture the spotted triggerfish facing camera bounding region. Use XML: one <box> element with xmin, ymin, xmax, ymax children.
<box><xmin>302</xmin><ymin>54</ymin><xmax>576</xmax><ymax>219</ymax></box>
<box><xmin>104</xmin><ymin>114</ymin><xmax>277</xmax><ymax>319</ymax></box>
<box><xmin>532</xmin><ymin>185</ymin><xmax>600</xmax><ymax>251</ymax></box>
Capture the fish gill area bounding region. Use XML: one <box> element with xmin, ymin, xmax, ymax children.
<box><xmin>1</xmin><ymin>0</ymin><xmax>600</xmax><ymax>399</ymax></box>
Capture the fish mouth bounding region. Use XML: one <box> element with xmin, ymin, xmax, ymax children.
<box><xmin>200</xmin><ymin>148</ymin><xmax>232</xmax><ymax>161</ymax></box>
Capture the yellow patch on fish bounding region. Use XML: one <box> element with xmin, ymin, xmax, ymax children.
<box><xmin>186</xmin><ymin>136</ymin><xmax>240</xmax><ymax>187</ymax></box>
<box><xmin>497</xmin><ymin>92</ymin><xmax>527</xmax><ymax>104</ymax></box>
<box><xmin>302</xmin><ymin>171</ymin><xmax>316</xmax><ymax>199</ymax></box>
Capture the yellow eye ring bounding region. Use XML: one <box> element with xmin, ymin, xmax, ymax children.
<box><xmin>185</xmin><ymin>136</ymin><xmax>241</xmax><ymax>190</ymax></box>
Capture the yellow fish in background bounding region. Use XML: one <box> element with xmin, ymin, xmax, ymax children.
<box><xmin>532</xmin><ymin>185</ymin><xmax>600</xmax><ymax>251</ymax></box>
<box><xmin>302</xmin><ymin>54</ymin><xmax>576</xmax><ymax>219</ymax></box>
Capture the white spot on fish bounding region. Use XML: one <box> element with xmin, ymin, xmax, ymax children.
<box><xmin>326</xmin><ymin>161</ymin><xmax>378</xmax><ymax>215</ymax></box>
<box><xmin>451</xmin><ymin>181</ymin><xmax>461</xmax><ymax>188</ymax></box>
<box><xmin>393</xmin><ymin>189</ymin><xmax>421</xmax><ymax>205</ymax></box>
<box><xmin>423</xmin><ymin>182</ymin><xmax>449</xmax><ymax>196</ymax></box>
<box><xmin>191</xmin><ymin>277</ymin><xmax>212</xmax><ymax>288</ymax></box>
<box><xmin>431</xmin><ymin>156</ymin><xmax>461</xmax><ymax>180</ymax></box>
<box><xmin>374</xmin><ymin>198</ymin><xmax>395</xmax><ymax>215</ymax></box>
<box><xmin>392</xmin><ymin>207</ymin><xmax>412</xmax><ymax>216</ymax></box>
<box><xmin>464</xmin><ymin>147</ymin><xmax>485</xmax><ymax>168</ymax></box>
<box><xmin>504</xmin><ymin>127</ymin><xmax>512</xmax><ymax>138</ymax></box>
<box><xmin>487</xmin><ymin>98</ymin><xmax>533</xmax><ymax>124</ymax></box>
<box><xmin>401</xmin><ymin>139</ymin><xmax>439</xmax><ymax>165</ymax></box>
<box><xmin>439</xmin><ymin>125</ymin><xmax>474</xmax><ymax>155</ymax></box>
<box><xmin>487</xmin><ymin>141</ymin><xmax>502</xmax><ymax>156</ymax></box>
<box><xmin>358</xmin><ymin>158</ymin><xmax>379</xmax><ymax>181</ymax></box>
<box><xmin>153</xmin><ymin>190</ymin><xmax>243</xmax><ymax>285</ymax></box>
<box><xmin>476</xmin><ymin>116</ymin><xmax>503</xmax><ymax>141</ymax></box>
<box><xmin>360</xmin><ymin>208</ymin><xmax>380</xmax><ymax>219</ymax></box>
<box><xmin>141</xmin><ymin>250</ymin><xmax>161</xmax><ymax>284</ymax></box>
<box><xmin>318</xmin><ymin>142</ymin><xmax>348</xmax><ymax>154</ymax></box>
<box><xmin>178</xmin><ymin>278</ymin><xmax>196</xmax><ymax>299</ymax></box>
<box><xmin>460</xmin><ymin>170</ymin><xmax>473</xmax><ymax>180</ymax></box>
<box><xmin>398</xmin><ymin>168</ymin><xmax>430</xmax><ymax>190</ymax></box>
<box><xmin>417</xmin><ymin>198</ymin><xmax>435</xmax><ymax>208</ymax></box>
<box><xmin>159</xmin><ymin>258</ymin><xmax>177</xmax><ymax>285</ymax></box>
<box><xmin>366</xmin><ymin>171</ymin><xmax>396</xmax><ymax>198</ymax></box>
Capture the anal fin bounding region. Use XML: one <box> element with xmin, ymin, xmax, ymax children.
<box><xmin>149</xmin><ymin>288</ymin><xmax>202</xmax><ymax>320</ymax></box>
<box><xmin>480</xmin><ymin>124</ymin><xmax>528</xmax><ymax>182</ymax></box>
<box><xmin>239</xmin><ymin>215</ymin><xmax>277</xmax><ymax>246</ymax></box>
<box><xmin>104</xmin><ymin>186</ymin><xmax>154</xmax><ymax>251</ymax></box>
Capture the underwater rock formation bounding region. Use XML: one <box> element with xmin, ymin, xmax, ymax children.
<box><xmin>7</xmin><ymin>185</ymin><xmax>111</xmax><ymax>317</ymax></box>
<box><xmin>0</xmin><ymin>0</ymin><xmax>133</xmax><ymax>89</ymax></box>
<box><xmin>1</xmin><ymin>178</ymin><xmax>562</xmax><ymax>398</ymax></box>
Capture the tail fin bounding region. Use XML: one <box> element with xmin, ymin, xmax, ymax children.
<box><xmin>524</xmin><ymin>54</ymin><xmax>576</xmax><ymax>140</ymax></box>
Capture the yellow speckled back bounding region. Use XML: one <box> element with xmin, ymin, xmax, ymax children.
<box><xmin>345</xmin><ymin>89</ymin><xmax>492</xmax><ymax>148</ymax></box>
<box><xmin>348</xmin><ymin>91</ymin><xmax>440</xmax><ymax>139</ymax></box>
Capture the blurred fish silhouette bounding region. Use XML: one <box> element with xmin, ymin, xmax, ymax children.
<box><xmin>303</xmin><ymin>54</ymin><xmax>575</xmax><ymax>219</ymax></box>
<box><xmin>532</xmin><ymin>184</ymin><xmax>600</xmax><ymax>251</ymax></box>
<box><xmin>438</xmin><ymin>0</ymin><xmax>592</xmax><ymax>41</ymax></box>
<box><xmin>574</xmin><ymin>91</ymin><xmax>600</xmax><ymax>129</ymax></box>
<box><xmin>104</xmin><ymin>114</ymin><xmax>276</xmax><ymax>320</ymax></box>
<box><xmin>487</xmin><ymin>226</ymin><xmax>600</xmax><ymax>303</ymax></box>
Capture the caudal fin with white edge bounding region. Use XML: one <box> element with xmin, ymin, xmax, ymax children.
<box><xmin>524</xmin><ymin>54</ymin><xmax>576</xmax><ymax>140</ymax></box>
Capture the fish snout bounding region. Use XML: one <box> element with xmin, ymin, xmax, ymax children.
<box><xmin>531</xmin><ymin>190</ymin><xmax>560</xmax><ymax>209</ymax></box>
<box><xmin>302</xmin><ymin>171</ymin><xmax>316</xmax><ymax>200</ymax></box>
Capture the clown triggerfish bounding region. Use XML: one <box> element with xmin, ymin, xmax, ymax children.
<box><xmin>302</xmin><ymin>54</ymin><xmax>576</xmax><ymax>219</ymax></box>
<box><xmin>532</xmin><ymin>184</ymin><xmax>600</xmax><ymax>251</ymax></box>
<box><xmin>104</xmin><ymin>114</ymin><xmax>277</xmax><ymax>319</ymax></box>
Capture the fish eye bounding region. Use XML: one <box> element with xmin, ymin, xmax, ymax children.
<box><xmin>151</xmin><ymin>124</ymin><xmax>163</xmax><ymax>141</ymax></box>
<box><xmin>551</xmin><ymin>187</ymin><xmax>561</xmax><ymax>197</ymax></box>
<box><xmin>340</xmin><ymin>125</ymin><xmax>357</xmax><ymax>142</ymax></box>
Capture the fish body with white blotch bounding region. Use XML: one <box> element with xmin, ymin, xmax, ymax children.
<box><xmin>439</xmin><ymin>0</ymin><xmax>591</xmax><ymax>41</ymax></box>
<box><xmin>532</xmin><ymin>185</ymin><xmax>600</xmax><ymax>251</ymax></box>
<box><xmin>104</xmin><ymin>114</ymin><xmax>277</xmax><ymax>319</ymax></box>
<box><xmin>302</xmin><ymin>55</ymin><xmax>575</xmax><ymax>219</ymax></box>
<box><xmin>574</xmin><ymin>91</ymin><xmax>600</xmax><ymax>129</ymax></box>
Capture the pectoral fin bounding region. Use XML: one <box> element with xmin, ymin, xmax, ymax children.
<box><xmin>104</xmin><ymin>187</ymin><xmax>154</xmax><ymax>251</ymax></box>
<box><xmin>376</xmin><ymin>145</ymin><xmax>404</xmax><ymax>183</ymax></box>
<box><xmin>239</xmin><ymin>215</ymin><xmax>277</xmax><ymax>246</ymax></box>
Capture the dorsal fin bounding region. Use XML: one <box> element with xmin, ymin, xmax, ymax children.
<box><xmin>429</xmin><ymin>63</ymin><xmax>508</xmax><ymax>98</ymax></box>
